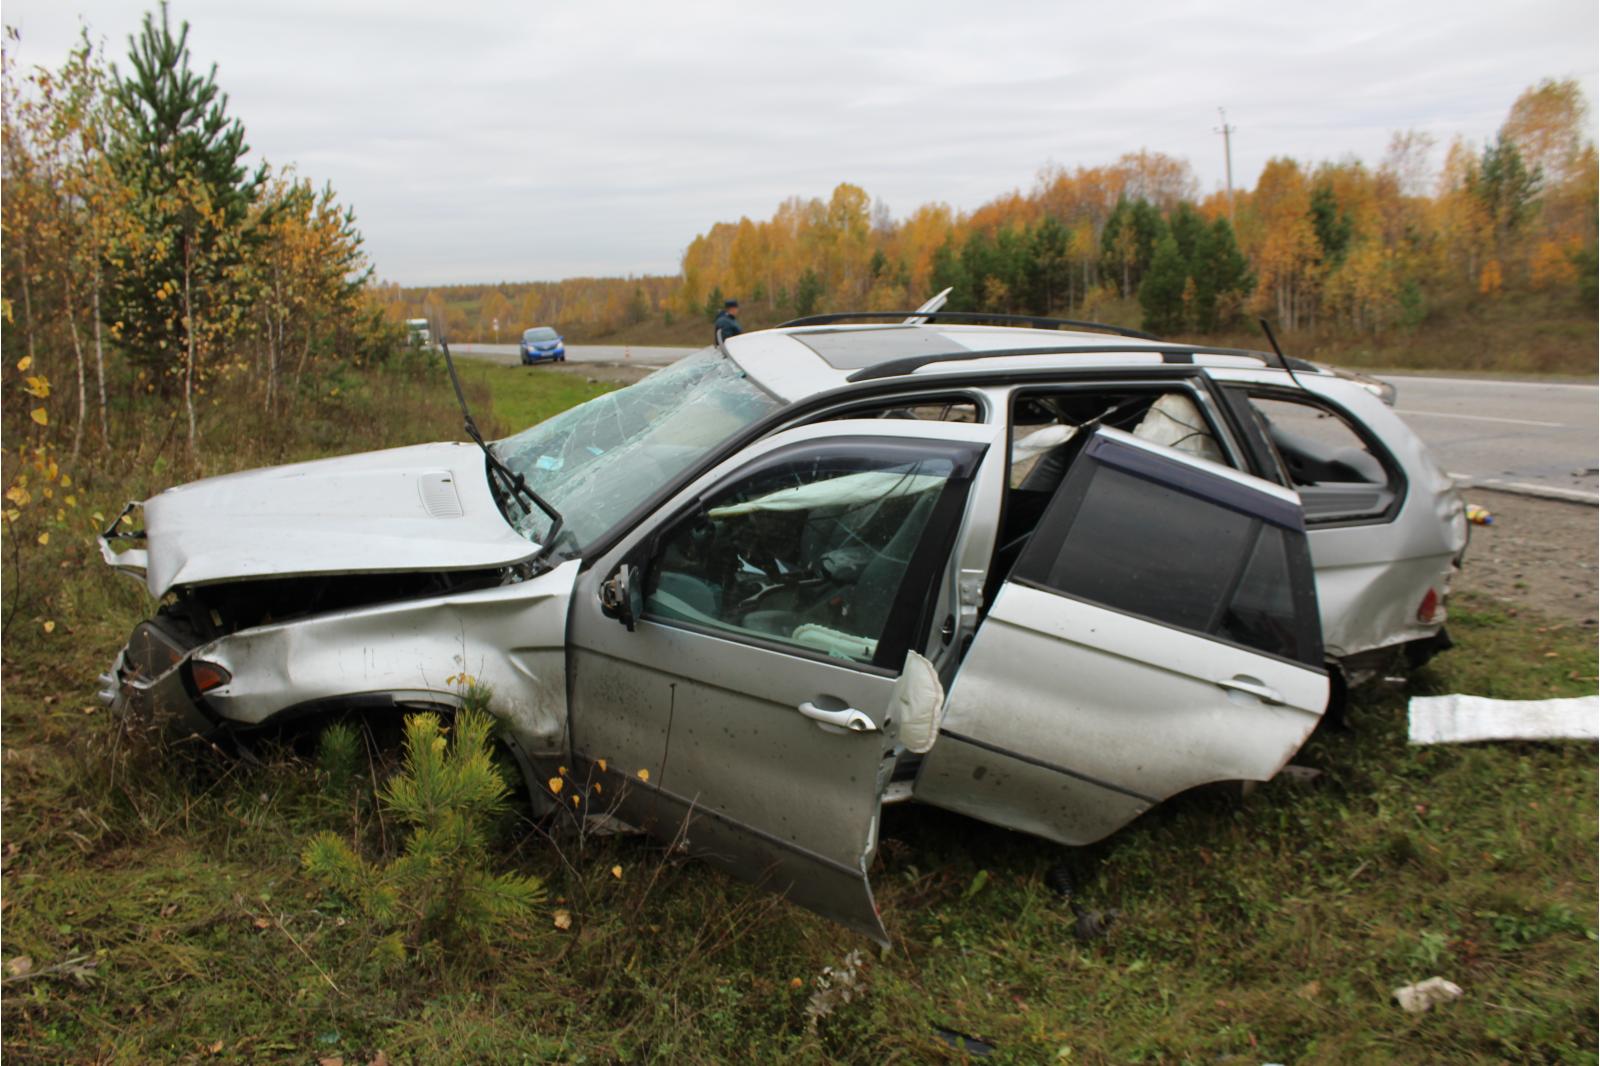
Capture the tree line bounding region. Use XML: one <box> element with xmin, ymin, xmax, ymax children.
<box><xmin>2</xmin><ymin>6</ymin><xmax>395</xmax><ymax>475</ymax></box>
<box><xmin>380</xmin><ymin>275</ymin><xmax>680</xmax><ymax>346</ymax></box>
<box><xmin>675</xmin><ymin>82</ymin><xmax>1596</xmax><ymax>337</ymax></box>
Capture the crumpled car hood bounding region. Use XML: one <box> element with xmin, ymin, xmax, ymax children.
<box><xmin>126</xmin><ymin>442</ymin><xmax>540</xmax><ymax>597</ymax></box>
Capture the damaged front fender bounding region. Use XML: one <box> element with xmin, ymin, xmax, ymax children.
<box><xmin>164</xmin><ymin>559</ymin><xmax>580</xmax><ymax>761</ymax></box>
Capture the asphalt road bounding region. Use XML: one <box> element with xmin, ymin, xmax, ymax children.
<box><xmin>450</xmin><ymin>344</ymin><xmax>1596</xmax><ymax>504</ymax></box>
<box><xmin>450</xmin><ymin>342</ymin><xmax>692</xmax><ymax>367</ymax></box>
<box><xmin>1381</xmin><ymin>374</ymin><xmax>1598</xmax><ymax>503</ymax></box>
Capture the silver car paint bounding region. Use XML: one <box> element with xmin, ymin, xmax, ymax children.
<box><xmin>566</xmin><ymin>418</ymin><xmax>1001</xmax><ymax>942</ymax></box>
<box><xmin>734</xmin><ymin>324</ymin><xmax>1462</xmax><ymax>665</ymax></box>
<box><xmin>99</xmin><ymin>322</ymin><xmax>1465</xmax><ymax>942</ymax></box>
<box><xmin>193</xmin><ymin>558</ymin><xmax>581</xmax><ymax>759</ymax></box>
<box><xmin>113</xmin><ymin>441</ymin><xmax>539</xmax><ymax>597</ymax></box>
<box><xmin>1206</xmin><ymin>367</ymin><xmax>1467</xmax><ymax>660</ymax></box>
<box><xmin>913</xmin><ymin>430</ymin><xmax>1330</xmax><ymax>844</ymax></box>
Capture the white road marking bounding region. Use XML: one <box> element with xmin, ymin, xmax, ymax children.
<box><xmin>1448</xmin><ymin>473</ymin><xmax>1599</xmax><ymax>504</ymax></box>
<box><xmin>1395</xmin><ymin>408</ymin><xmax>1566</xmax><ymax>428</ymax></box>
<box><xmin>1381</xmin><ymin>375</ymin><xmax>1598</xmax><ymax>391</ymax></box>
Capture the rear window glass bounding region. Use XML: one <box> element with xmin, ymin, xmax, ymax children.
<box><xmin>1216</xmin><ymin>526</ymin><xmax>1304</xmax><ymax>662</ymax></box>
<box><xmin>1248</xmin><ymin>396</ymin><xmax>1385</xmax><ymax>486</ymax></box>
<box><xmin>1017</xmin><ymin>465</ymin><xmax>1253</xmax><ymax>632</ymax></box>
<box><xmin>1013</xmin><ymin>456</ymin><xmax>1319</xmax><ymax>665</ymax></box>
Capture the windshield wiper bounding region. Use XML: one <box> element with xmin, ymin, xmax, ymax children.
<box><xmin>440</xmin><ymin>338</ymin><xmax>565</xmax><ymax>555</ymax></box>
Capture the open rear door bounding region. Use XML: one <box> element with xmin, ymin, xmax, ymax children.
<box><xmin>914</xmin><ymin>426</ymin><xmax>1329</xmax><ymax>845</ymax></box>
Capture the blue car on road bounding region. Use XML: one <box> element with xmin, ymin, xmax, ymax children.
<box><xmin>520</xmin><ymin>326</ymin><xmax>566</xmax><ymax>364</ymax></box>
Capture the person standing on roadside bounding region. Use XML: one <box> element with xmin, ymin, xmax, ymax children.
<box><xmin>713</xmin><ymin>298</ymin><xmax>742</xmax><ymax>343</ymax></box>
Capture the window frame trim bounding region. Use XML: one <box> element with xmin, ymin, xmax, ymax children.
<box><xmin>634</xmin><ymin>433</ymin><xmax>988</xmax><ymax>673</ymax></box>
<box><xmin>1009</xmin><ymin>432</ymin><xmax>1325</xmax><ymax>670</ymax></box>
<box><xmin>1218</xmin><ymin>384</ymin><xmax>1409</xmax><ymax>528</ymax></box>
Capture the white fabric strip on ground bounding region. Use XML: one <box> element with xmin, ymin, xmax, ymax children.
<box><xmin>1408</xmin><ymin>694</ymin><xmax>1599</xmax><ymax>745</ymax></box>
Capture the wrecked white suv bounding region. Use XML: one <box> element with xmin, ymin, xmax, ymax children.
<box><xmin>100</xmin><ymin>313</ymin><xmax>1466</xmax><ymax>942</ymax></box>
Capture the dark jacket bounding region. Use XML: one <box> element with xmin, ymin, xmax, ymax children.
<box><xmin>713</xmin><ymin>311</ymin><xmax>743</xmax><ymax>341</ymax></box>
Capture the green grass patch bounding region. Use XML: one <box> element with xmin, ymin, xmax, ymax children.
<box><xmin>2</xmin><ymin>366</ymin><xmax>1594</xmax><ymax>1063</ymax></box>
<box><xmin>454</xmin><ymin>362</ymin><xmax>620</xmax><ymax>438</ymax></box>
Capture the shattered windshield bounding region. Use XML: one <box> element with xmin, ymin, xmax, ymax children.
<box><xmin>496</xmin><ymin>348</ymin><xmax>781</xmax><ymax>557</ymax></box>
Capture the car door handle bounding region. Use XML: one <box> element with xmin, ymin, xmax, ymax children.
<box><xmin>797</xmin><ymin>701</ymin><xmax>877</xmax><ymax>733</ymax></box>
<box><xmin>1215</xmin><ymin>675</ymin><xmax>1284</xmax><ymax>705</ymax></box>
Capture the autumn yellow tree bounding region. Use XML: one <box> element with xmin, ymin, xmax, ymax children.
<box><xmin>1247</xmin><ymin>158</ymin><xmax>1322</xmax><ymax>330</ymax></box>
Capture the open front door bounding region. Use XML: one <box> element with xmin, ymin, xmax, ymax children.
<box><xmin>914</xmin><ymin>426</ymin><xmax>1329</xmax><ymax>846</ymax></box>
<box><xmin>567</xmin><ymin>420</ymin><xmax>997</xmax><ymax>943</ymax></box>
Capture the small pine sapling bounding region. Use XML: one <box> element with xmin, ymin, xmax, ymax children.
<box><xmin>302</xmin><ymin>693</ymin><xmax>544</xmax><ymax>966</ymax></box>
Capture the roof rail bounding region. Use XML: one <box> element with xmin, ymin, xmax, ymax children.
<box><xmin>845</xmin><ymin>342</ymin><xmax>1285</xmax><ymax>382</ymax></box>
<box><xmin>776</xmin><ymin>310</ymin><xmax>1159</xmax><ymax>341</ymax></box>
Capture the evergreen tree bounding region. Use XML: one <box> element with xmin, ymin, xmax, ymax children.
<box><xmin>703</xmin><ymin>284</ymin><xmax>725</xmax><ymax>319</ymax></box>
<box><xmin>928</xmin><ymin>239</ymin><xmax>972</xmax><ymax>310</ymax></box>
<box><xmin>1099</xmin><ymin>198</ymin><xmax>1165</xmax><ymax>297</ymax></box>
<box><xmin>1025</xmin><ymin>217</ymin><xmax>1072</xmax><ymax>315</ymax></box>
<box><xmin>1308</xmin><ymin>182</ymin><xmax>1354</xmax><ymax>266</ymax></box>
<box><xmin>302</xmin><ymin>698</ymin><xmax>545</xmax><ymax>966</ymax></box>
<box><xmin>793</xmin><ymin>268</ymin><xmax>824</xmax><ymax>317</ymax></box>
<box><xmin>1472</xmin><ymin>137</ymin><xmax>1542</xmax><ymax>257</ymax></box>
<box><xmin>107</xmin><ymin>2</ymin><xmax>265</xmax><ymax>374</ymax></box>
<box><xmin>1191</xmin><ymin>217</ymin><xmax>1253</xmax><ymax>332</ymax></box>
<box><xmin>1139</xmin><ymin>233</ymin><xmax>1188</xmax><ymax>335</ymax></box>
<box><xmin>1167</xmin><ymin>202</ymin><xmax>1208</xmax><ymax>265</ymax></box>
<box><xmin>959</xmin><ymin>230</ymin><xmax>995</xmax><ymax>305</ymax></box>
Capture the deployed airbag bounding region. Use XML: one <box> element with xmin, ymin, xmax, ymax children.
<box><xmin>1132</xmin><ymin>393</ymin><xmax>1225</xmax><ymax>463</ymax></box>
<box><xmin>708</xmin><ymin>471</ymin><xmax>943</xmax><ymax>519</ymax></box>
<box><xmin>889</xmin><ymin>651</ymin><xmax>943</xmax><ymax>754</ymax></box>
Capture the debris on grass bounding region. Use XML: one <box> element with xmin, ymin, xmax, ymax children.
<box><xmin>804</xmin><ymin>948</ymin><xmax>867</xmax><ymax>1033</ymax></box>
<box><xmin>1408</xmin><ymin>693</ymin><xmax>1599</xmax><ymax>744</ymax></box>
<box><xmin>1072</xmin><ymin>904</ymin><xmax>1118</xmax><ymax>942</ymax></box>
<box><xmin>1393</xmin><ymin>976</ymin><xmax>1464</xmax><ymax>1013</ymax></box>
<box><xmin>932</xmin><ymin>1025</ymin><xmax>995</xmax><ymax>1056</ymax></box>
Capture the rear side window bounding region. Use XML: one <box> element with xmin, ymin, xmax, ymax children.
<box><xmin>1235</xmin><ymin>391</ymin><xmax>1401</xmax><ymax>524</ymax></box>
<box><xmin>1013</xmin><ymin>449</ymin><xmax>1320</xmax><ymax>666</ymax></box>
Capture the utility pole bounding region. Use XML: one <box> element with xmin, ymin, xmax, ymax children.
<box><xmin>1215</xmin><ymin>107</ymin><xmax>1236</xmax><ymax>223</ymax></box>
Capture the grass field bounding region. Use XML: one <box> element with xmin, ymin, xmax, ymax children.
<box><xmin>2</xmin><ymin>363</ymin><xmax>1594</xmax><ymax>1064</ymax></box>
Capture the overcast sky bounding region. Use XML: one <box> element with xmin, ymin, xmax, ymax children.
<box><xmin>8</xmin><ymin>0</ymin><xmax>1597</xmax><ymax>286</ymax></box>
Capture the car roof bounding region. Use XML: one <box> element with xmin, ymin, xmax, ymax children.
<box><xmin>724</xmin><ymin>322</ymin><xmax>1314</xmax><ymax>403</ymax></box>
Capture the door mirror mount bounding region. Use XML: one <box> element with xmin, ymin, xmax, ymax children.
<box><xmin>600</xmin><ymin>564</ymin><xmax>643</xmax><ymax>631</ymax></box>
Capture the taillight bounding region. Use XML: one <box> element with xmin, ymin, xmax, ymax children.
<box><xmin>190</xmin><ymin>660</ymin><xmax>232</xmax><ymax>693</ymax></box>
<box><xmin>1416</xmin><ymin>589</ymin><xmax>1440</xmax><ymax>624</ymax></box>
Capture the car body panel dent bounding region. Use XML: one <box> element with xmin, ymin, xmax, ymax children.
<box><xmin>1283</xmin><ymin>377</ymin><xmax>1465</xmax><ymax>659</ymax></box>
<box><xmin>138</xmin><ymin>442</ymin><xmax>538</xmax><ymax>597</ymax></box>
<box><xmin>196</xmin><ymin>559</ymin><xmax>580</xmax><ymax>756</ymax></box>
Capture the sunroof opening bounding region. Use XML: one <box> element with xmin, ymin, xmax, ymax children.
<box><xmin>791</xmin><ymin>327</ymin><xmax>973</xmax><ymax>370</ymax></box>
